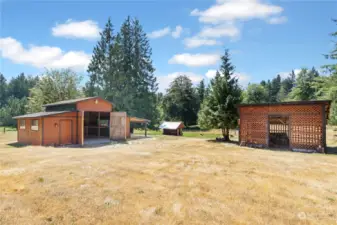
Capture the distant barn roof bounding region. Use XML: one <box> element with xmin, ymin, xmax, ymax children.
<box><xmin>43</xmin><ymin>97</ymin><xmax>98</xmax><ymax>107</ymax></box>
<box><xmin>159</xmin><ymin>121</ymin><xmax>184</xmax><ymax>130</ymax></box>
<box><xmin>237</xmin><ymin>100</ymin><xmax>331</xmax><ymax>107</ymax></box>
<box><xmin>13</xmin><ymin>111</ymin><xmax>71</xmax><ymax>119</ymax></box>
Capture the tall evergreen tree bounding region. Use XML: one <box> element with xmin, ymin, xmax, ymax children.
<box><xmin>289</xmin><ymin>68</ymin><xmax>319</xmax><ymax>100</ymax></box>
<box><xmin>85</xmin><ymin>18</ymin><xmax>115</xmax><ymax>97</ymax></box>
<box><xmin>198</xmin><ymin>49</ymin><xmax>241</xmax><ymax>141</ymax></box>
<box><xmin>316</xmin><ymin>19</ymin><xmax>337</xmax><ymax>124</ymax></box>
<box><xmin>278</xmin><ymin>71</ymin><xmax>296</xmax><ymax>101</ymax></box>
<box><xmin>85</xmin><ymin>16</ymin><xmax>159</xmax><ymax>125</ymax></box>
<box><xmin>7</xmin><ymin>73</ymin><xmax>38</xmax><ymax>99</ymax></box>
<box><xmin>130</xmin><ymin>18</ymin><xmax>158</xmax><ymax>123</ymax></box>
<box><xmin>0</xmin><ymin>73</ymin><xmax>7</xmax><ymax>106</ymax></box>
<box><xmin>197</xmin><ymin>79</ymin><xmax>206</xmax><ymax>104</ymax></box>
<box><xmin>270</xmin><ymin>74</ymin><xmax>281</xmax><ymax>102</ymax></box>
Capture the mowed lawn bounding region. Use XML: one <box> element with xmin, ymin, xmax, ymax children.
<box><xmin>0</xmin><ymin>132</ymin><xmax>337</xmax><ymax>224</ymax></box>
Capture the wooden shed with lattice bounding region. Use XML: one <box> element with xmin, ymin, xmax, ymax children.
<box><xmin>237</xmin><ymin>100</ymin><xmax>331</xmax><ymax>153</ymax></box>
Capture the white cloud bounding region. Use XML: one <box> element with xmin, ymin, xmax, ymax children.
<box><xmin>149</xmin><ymin>25</ymin><xmax>185</xmax><ymax>39</ymax></box>
<box><xmin>205</xmin><ymin>69</ymin><xmax>217</xmax><ymax>78</ymax></box>
<box><xmin>157</xmin><ymin>72</ymin><xmax>204</xmax><ymax>92</ymax></box>
<box><xmin>191</xmin><ymin>0</ymin><xmax>284</xmax><ymax>24</ymax></box>
<box><xmin>52</xmin><ymin>19</ymin><xmax>100</xmax><ymax>40</ymax></box>
<box><xmin>0</xmin><ymin>37</ymin><xmax>91</xmax><ymax>71</ymax></box>
<box><xmin>267</xmin><ymin>16</ymin><xmax>288</xmax><ymax>24</ymax></box>
<box><xmin>199</xmin><ymin>24</ymin><xmax>240</xmax><ymax>39</ymax></box>
<box><xmin>168</xmin><ymin>53</ymin><xmax>220</xmax><ymax>67</ymax></box>
<box><xmin>172</xmin><ymin>25</ymin><xmax>183</xmax><ymax>38</ymax></box>
<box><xmin>234</xmin><ymin>72</ymin><xmax>251</xmax><ymax>87</ymax></box>
<box><xmin>148</xmin><ymin>27</ymin><xmax>171</xmax><ymax>39</ymax></box>
<box><xmin>184</xmin><ymin>37</ymin><xmax>220</xmax><ymax>48</ymax></box>
<box><xmin>279</xmin><ymin>69</ymin><xmax>301</xmax><ymax>79</ymax></box>
<box><xmin>205</xmin><ymin>69</ymin><xmax>250</xmax><ymax>87</ymax></box>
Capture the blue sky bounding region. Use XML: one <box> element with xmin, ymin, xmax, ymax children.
<box><xmin>0</xmin><ymin>0</ymin><xmax>336</xmax><ymax>92</ymax></box>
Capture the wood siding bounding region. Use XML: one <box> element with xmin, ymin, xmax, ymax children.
<box><xmin>17</xmin><ymin>118</ymin><xmax>42</xmax><ymax>145</ymax></box>
<box><xmin>76</xmin><ymin>98</ymin><xmax>112</xmax><ymax>112</ymax></box>
<box><xmin>42</xmin><ymin>112</ymin><xmax>80</xmax><ymax>146</ymax></box>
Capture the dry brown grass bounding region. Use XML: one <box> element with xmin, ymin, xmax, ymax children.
<box><xmin>0</xmin><ymin>131</ymin><xmax>337</xmax><ymax>225</ymax></box>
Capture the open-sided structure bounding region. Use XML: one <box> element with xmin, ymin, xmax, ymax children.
<box><xmin>159</xmin><ymin>121</ymin><xmax>185</xmax><ymax>136</ymax></box>
<box><xmin>237</xmin><ymin>100</ymin><xmax>331</xmax><ymax>153</ymax></box>
<box><xmin>13</xmin><ymin>97</ymin><xmax>149</xmax><ymax>146</ymax></box>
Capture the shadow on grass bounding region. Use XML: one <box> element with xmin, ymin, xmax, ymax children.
<box><xmin>6</xmin><ymin>142</ymin><xmax>28</xmax><ymax>148</ymax></box>
<box><xmin>326</xmin><ymin>146</ymin><xmax>337</xmax><ymax>155</ymax></box>
<box><xmin>206</xmin><ymin>139</ymin><xmax>239</xmax><ymax>145</ymax></box>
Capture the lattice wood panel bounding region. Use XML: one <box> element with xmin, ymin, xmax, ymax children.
<box><xmin>239</xmin><ymin>104</ymin><xmax>325</xmax><ymax>152</ymax></box>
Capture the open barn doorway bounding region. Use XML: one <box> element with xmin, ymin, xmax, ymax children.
<box><xmin>84</xmin><ymin>112</ymin><xmax>110</xmax><ymax>145</ymax></box>
<box><xmin>268</xmin><ymin>115</ymin><xmax>290</xmax><ymax>149</ymax></box>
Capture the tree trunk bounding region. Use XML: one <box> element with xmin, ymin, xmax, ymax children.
<box><xmin>222</xmin><ymin>127</ymin><xmax>230</xmax><ymax>142</ymax></box>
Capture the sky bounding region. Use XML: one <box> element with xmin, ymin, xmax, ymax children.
<box><xmin>0</xmin><ymin>0</ymin><xmax>336</xmax><ymax>92</ymax></box>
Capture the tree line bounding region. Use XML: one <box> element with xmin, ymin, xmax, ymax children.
<box><xmin>0</xmin><ymin>18</ymin><xmax>336</xmax><ymax>140</ymax></box>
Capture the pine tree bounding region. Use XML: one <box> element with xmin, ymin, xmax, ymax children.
<box><xmin>289</xmin><ymin>68</ymin><xmax>318</xmax><ymax>100</ymax></box>
<box><xmin>316</xmin><ymin>19</ymin><xmax>337</xmax><ymax>124</ymax></box>
<box><xmin>86</xmin><ymin>18</ymin><xmax>115</xmax><ymax>97</ymax></box>
<box><xmin>130</xmin><ymin>17</ymin><xmax>158</xmax><ymax>123</ymax></box>
<box><xmin>197</xmin><ymin>79</ymin><xmax>206</xmax><ymax>104</ymax></box>
<box><xmin>198</xmin><ymin>49</ymin><xmax>241</xmax><ymax>141</ymax></box>
<box><xmin>278</xmin><ymin>71</ymin><xmax>296</xmax><ymax>101</ymax></box>
<box><xmin>270</xmin><ymin>74</ymin><xmax>281</xmax><ymax>102</ymax></box>
<box><xmin>0</xmin><ymin>73</ymin><xmax>7</xmax><ymax>107</ymax></box>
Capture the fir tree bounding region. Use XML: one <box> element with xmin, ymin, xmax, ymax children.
<box><xmin>86</xmin><ymin>18</ymin><xmax>115</xmax><ymax>97</ymax></box>
<box><xmin>198</xmin><ymin>49</ymin><xmax>241</xmax><ymax>141</ymax></box>
<box><xmin>197</xmin><ymin>79</ymin><xmax>206</xmax><ymax>104</ymax></box>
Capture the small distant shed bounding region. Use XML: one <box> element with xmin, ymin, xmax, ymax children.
<box><xmin>159</xmin><ymin>121</ymin><xmax>185</xmax><ymax>136</ymax></box>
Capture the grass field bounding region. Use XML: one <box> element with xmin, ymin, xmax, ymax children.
<box><xmin>0</xmin><ymin>129</ymin><xmax>337</xmax><ymax>224</ymax></box>
<box><xmin>133</xmin><ymin>128</ymin><xmax>239</xmax><ymax>140</ymax></box>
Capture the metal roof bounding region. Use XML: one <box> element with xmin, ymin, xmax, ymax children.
<box><xmin>129</xmin><ymin>117</ymin><xmax>151</xmax><ymax>124</ymax></box>
<box><xmin>237</xmin><ymin>100</ymin><xmax>331</xmax><ymax>120</ymax></box>
<box><xmin>159</xmin><ymin>121</ymin><xmax>184</xmax><ymax>130</ymax></box>
<box><xmin>237</xmin><ymin>100</ymin><xmax>331</xmax><ymax>107</ymax></box>
<box><xmin>13</xmin><ymin>111</ymin><xmax>72</xmax><ymax>119</ymax></box>
<box><xmin>43</xmin><ymin>97</ymin><xmax>97</xmax><ymax>107</ymax></box>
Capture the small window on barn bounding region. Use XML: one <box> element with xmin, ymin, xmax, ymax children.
<box><xmin>31</xmin><ymin>120</ymin><xmax>39</xmax><ymax>131</ymax></box>
<box><xmin>19</xmin><ymin>120</ymin><xmax>25</xmax><ymax>129</ymax></box>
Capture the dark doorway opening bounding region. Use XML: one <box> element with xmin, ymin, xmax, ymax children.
<box><xmin>268</xmin><ymin>115</ymin><xmax>290</xmax><ymax>149</ymax></box>
<box><xmin>84</xmin><ymin>112</ymin><xmax>110</xmax><ymax>139</ymax></box>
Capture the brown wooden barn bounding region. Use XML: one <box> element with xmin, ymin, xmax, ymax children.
<box><xmin>159</xmin><ymin>122</ymin><xmax>185</xmax><ymax>136</ymax></box>
<box><xmin>13</xmin><ymin>97</ymin><xmax>149</xmax><ymax>146</ymax></box>
<box><xmin>237</xmin><ymin>100</ymin><xmax>331</xmax><ymax>153</ymax></box>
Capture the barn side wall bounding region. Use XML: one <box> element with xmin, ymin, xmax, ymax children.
<box><xmin>239</xmin><ymin>104</ymin><xmax>325</xmax><ymax>152</ymax></box>
<box><xmin>17</xmin><ymin>118</ymin><xmax>42</xmax><ymax>145</ymax></box>
<box><xmin>42</xmin><ymin>112</ymin><xmax>80</xmax><ymax>146</ymax></box>
<box><xmin>163</xmin><ymin>129</ymin><xmax>178</xmax><ymax>136</ymax></box>
<box><xmin>76</xmin><ymin>98</ymin><xmax>112</xmax><ymax>112</ymax></box>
